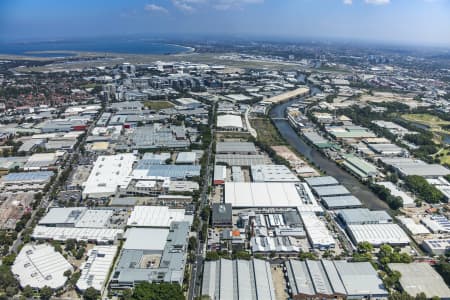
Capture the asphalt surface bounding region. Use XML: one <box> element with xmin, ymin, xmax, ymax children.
<box><xmin>270</xmin><ymin>99</ymin><xmax>390</xmax><ymax>211</ymax></box>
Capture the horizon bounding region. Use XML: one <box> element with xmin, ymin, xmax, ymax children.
<box><xmin>1</xmin><ymin>0</ymin><xmax>450</xmax><ymax>48</ymax></box>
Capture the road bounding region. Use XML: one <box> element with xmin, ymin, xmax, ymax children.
<box><xmin>270</xmin><ymin>99</ymin><xmax>390</xmax><ymax>211</ymax></box>
<box><xmin>188</xmin><ymin>107</ymin><xmax>215</xmax><ymax>300</ymax></box>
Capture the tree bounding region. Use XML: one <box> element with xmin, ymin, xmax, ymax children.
<box><xmin>65</xmin><ymin>239</ymin><xmax>76</xmax><ymax>252</ymax></box>
<box><xmin>39</xmin><ymin>286</ymin><xmax>53</xmax><ymax>300</ymax></box>
<box><xmin>298</xmin><ymin>251</ymin><xmax>318</xmax><ymax>261</ymax></box>
<box><xmin>83</xmin><ymin>287</ymin><xmax>100</xmax><ymax>300</ymax></box>
<box><xmin>205</xmin><ymin>251</ymin><xmax>220</xmax><ymax>261</ymax></box>
<box><xmin>2</xmin><ymin>253</ymin><xmax>16</xmax><ymax>265</ymax></box>
<box><xmin>75</xmin><ymin>247</ymin><xmax>85</xmax><ymax>259</ymax></box>
<box><xmin>63</xmin><ymin>269</ymin><xmax>72</xmax><ymax>278</ymax></box>
<box><xmin>22</xmin><ymin>285</ymin><xmax>34</xmax><ymax>298</ymax></box>
<box><xmin>122</xmin><ymin>289</ymin><xmax>133</xmax><ymax>300</ymax></box>
<box><xmin>132</xmin><ymin>282</ymin><xmax>184</xmax><ymax>300</ymax></box>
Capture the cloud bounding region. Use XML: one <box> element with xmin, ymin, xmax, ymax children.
<box><xmin>171</xmin><ymin>0</ymin><xmax>263</xmax><ymax>12</ymax></box>
<box><xmin>144</xmin><ymin>3</ymin><xmax>169</xmax><ymax>13</ymax></box>
<box><xmin>343</xmin><ymin>0</ymin><xmax>352</xmax><ymax>4</ymax></box>
<box><xmin>365</xmin><ymin>0</ymin><xmax>390</xmax><ymax>4</ymax></box>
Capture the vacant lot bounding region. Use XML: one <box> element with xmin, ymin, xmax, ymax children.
<box><xmin>402</xmin><ymin>113</ymin><xmax>450</xmax><ymax>127</ymax></box>
<box><xmin>434</xmin><ymin>148</ymin><xmax>450</xmax><ymax>165</ymax></box>
<box><xmin>144</xmin><ymin>100</ymin><xmax>174</xmax><ymax>110</ymax></box>
<box><xmin>250</xmin><ymin>117</ymin><xmax>286</xmax><ymax>146</ymax></box>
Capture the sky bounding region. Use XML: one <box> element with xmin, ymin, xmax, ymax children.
<box><xmin>1</xmin><ymin>0</ymin><xmax>450</xmax><ymax>46</ymax></box>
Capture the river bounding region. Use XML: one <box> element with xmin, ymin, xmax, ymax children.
<box><xmin>270</xmin><ymin>99</ymin><xmax>390</xmax><ymax>211</ymax></box>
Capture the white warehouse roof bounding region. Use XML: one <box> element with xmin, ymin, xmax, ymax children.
<box><xmin>32</xmin><ymin>226</ymin><xmax>123</xmax><ymax>243</ymax></box>
<box><xmin>127</xmin><ymin>206</ymin><xmax>186</xmax><ymax>228</ymax></box>
<box><xmin>12</xmin><ymin>244</ymin><xmax>73</xmax><ymax>289</ymax></box>
<box><xmin>77</xmin><ymin>245</ymin><xmax>118</xmax><ymax>292</ymax></box>
<box><xmin>217</xmin><ymin>114</ymin><xmax>243</xmax><ymax>129</ymax></box>
<box><xmin>82</xmin><ymin>154</ymin><xmax>137</xmax><ymax>199</ymax></box>
<box><xmin>347</xmin><ymin>224</ymin><xmax>410</xmax><ymax>246</ymax></box>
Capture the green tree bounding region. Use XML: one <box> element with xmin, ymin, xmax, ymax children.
<box><xmin>132</xmin><ymin>282</ymin><xmax>184</xmax><ymax>300</ymax></box>
<box><xmin>22</xmin><ymin>285</ymin><xmax>34</xmax><ymax>298</ymax></box>
<box><xmin>83</xmin><ymin>287</ymin><xmax>100</xmax><ymax>300</ymax></box>
<box><xmin>39</xmin><ymin>286</ymin><xmax>53</xmax><ymax>300</ymax></box>
<box><xmin>2</xmin><ymin>253</ymin><xmax>16</xmax><ymax>265</ymax></box>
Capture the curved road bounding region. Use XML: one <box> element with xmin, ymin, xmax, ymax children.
<box><xmin>270</xmin><ymin>99</ymin><xmax>390</xmax><ymax>211</ymax></box>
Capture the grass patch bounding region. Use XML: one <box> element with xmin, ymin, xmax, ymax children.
<box><xmin>401</xmin><ymin>113</ymin><xmax>450</xmax><ymax>127</ymax></box>
<box><xmin>144</xmin><ymin>100</ymin><xmax>174</xmax><ymax>110</ymax></box>
<box><xmin>434</xmin><ymin>148</ymin><xmax>450</xmax><ymax>165</ymax></box>
<box><xmin>250</xmin><ymin>117</ymin><xmax>286</xmax><ymax>146</ymax></box>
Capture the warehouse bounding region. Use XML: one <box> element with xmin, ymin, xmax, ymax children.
<box><xmin>300</xmin><ymin>212</ymin><xmax>335</xmax><ymax>249</ymax></box>
<box><xmin>421</xmin><ymin>215</ymin><xmax>450</xmax><ymax>233</ymax></box>
<box><xmin>380</xmin><ymin>157</ymin><xmax>450</xmax><ymax>178</ymax></box>
<box><xmin>217</xmin><ymin>114</ymin><xmax>244</xmax><ymax>131</ymax></box>
<box><xmin>213</xmin><ymin>165</ymin><xmax>227</xmax><ymax>185</ymax></box>
<box><xmin>346</xmin><ymin>224</ymin><xmax>410</xmax><ymax>246</ymax></box>
<box><xmin>215</xmin><ymin>154</ymin><xmax>268</xmax><ymax>166</ymax></box>
<box><xmin>377</xmin><ymin>181</ymin><xmax>415</xmax><ymax>208</ymax></box>
<box><xmin>82</xmin><ymin>154</ymin><xmax>137</xmax><ymax>199</ymax></box>
<box><xmin>389</xmin><ymin>263</ymin><xmax>450</xmax><ymax>299</ymax></box>
<box><xmin>39</xmin><ymin>207</ymin><xmax>114</xmax><ymax>228</ymax></box>
<box><xmin>127</xmin><ymin>206</ymin><xmax>187</xmax><ymax>228</ymax></box>
<box><xmin>23</xmin><ymin>153</ymin><xmax>60</xmax><ymax>171</ymax></box>
<box><xmin>312</xmin><ymin>185</ymin><xmax>351</xmax><ymax>197</ymax></box>
<box><xmin>110</xmin><ymin>222</ymin><xmax>189</xmax><ymax>288</ymax></box>
<box><xmin>76</xmin><ymin>245</ymin><xmax>118</xmax><ymax>293</ymax></box>
<box><xmin>251</xmin><ymin>236</ymin><xmax>301</xmax><ymax>254</ymax></box>
<box><xmin>422</xmin><ymin>239</ymin><xmax>450</xmax><ymax>256</ymax></box>
<box><xmin>128</xmin><ymin>124</ymin><xmax>189</xmax><ymax>150</ymax></box>
<box><xmin>202</xmin><ymin>259</ymin><xmax>276</xmax><ymax>300</ymax></box>
<box><xmin>285</xmin><ymin>259</ymin><xmax>388</xmax><ymax>299</ymax></box>
<box><xmin>12</xmin><ymin>244</ymin><xmax>73</xmax><ymax>289</ymax></box>
<box><xmin>250</xmin><ymin>164</ymin><xmax>299</xmax><ymax>182</ymax></box>
<box><xmin>304</xmin><ymin>176</ymin><xmax>339</xmax><ymax>187</ymax></box>
<box><xmin>135</xmin><ymin>165</ymin><xmax>201</xmax><ymax>180</ymax></box>
<box><xmin>175</xmin><ymin>151</ymin><xmax>197</xmax><ymax>164</ymax></box>
<box><xmin>225</xmin><ymin>182</ymin><xmax>322</xmax><ymax>212</ymax></box>
<box><xmin>321</xmin><ymin>195</ymin><xmax>362</xmax><ymax>209</ymax></box>
<box><xmin>216</xmin><ymin>142</ymin><xmax>257</xmax><ymax>155</ymax></box>
<box><xmin>338</xmin><ymin>208</ymin><xmax>392</xmax><ymax>226</ymax></box>
<box><xmin>396</xmin><ymin>216</ymin><xmax>430</xmax><ymax>236</ymax></box>
<box><xmin>32</xmin><ymin>226</ymin><xmax>123</xmax><ymax>244</ymax></box>
<box><xmin>136</xmin><ymin>153</ymin><xmax>171</xmax><ymax>166</ymax></box>
<box><xmin>341</xmin><ymin>154</ymin><xmax>379</xmax><ymax>180</ymax></box>
<box><xmin>367</xmin><ymin>143</ymin><xmax>405</xmax><ymax>156</ymax></box>
<box><xmin>1</xmin><ymin>171</ymin><xmax>54</xmax><ymax>192</ymax></box>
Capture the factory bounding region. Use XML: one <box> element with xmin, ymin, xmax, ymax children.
<box><xmin>12</xmin><ymin>244</ymin><xmax>73</xmax><ymax>290</ymax></box>
<box><xmin>1</xmin><ymin>171</ymin><xmax>54</xmax><ymax>192</ymax></box>
<box><xmin>321</xmin><ymin>195</ymin><xmax>362</xmax><ymax>210</ymax></box>
<box><xmin>32</xmin><ymin>226</ymin><xmax>123</xmax><ymax>244</ymax></box>
<box><xmin>82</xmin><ymin>153</ymin><xmax>137</xmax><ymax>199</ymax></box>
<box><xmin>250</xmin><ymin>164</ymin><xmax>300</xmax><ymax>182</ymax></box>
<box><xmin>377</xmin><ymin>181</ymin><xmax>415</xmax><ymax>208</ymax></box>
<box><xmin>224</xmin><ymin>182</ymin><xmax>322</xmax><ymax>213</ymax></box>
<box><xmin>38</xmin><ymin>207</ymin><xmax>114</xmax><ymax>228</ymax></box>
<box><xmin>202</xmin><ymin>259</ymin><xmax>276</xmax><ymax>300</ymax></box>
<box><xmin>216</xmin><ymin>141</ymin><xmax>257</xmax><ymax>155</ymax></box>
<box><xmin>380</xmin><ymin>157</ymin><xmax>450</xmax><ymax>178</ymax></box>
<box><xmin>300</xmin><ymin>212</ymin><xmax>335</xmax><ymax>250</ymax></box>
<box><xmin>110</xmin><ymin>222</ymin><xmax>190</xmax><ymax>288</ymax></box>
<box><xmin>285</xmin><ymin>259</ymin><xmax>388</xmax><ymax>299</ymax></box>
<box><xmin>389</xmin><ymin>263</ymin><xmax>450</xmax><ymax>299</ymax></box>
<box><xmin>216</xmin><ymin>114</ymin><xmax>244</xmax><ymax>131</ymax></box>
<box><xmin>126</xmin><ymin>205</ymin><xmax>188</xmax><ymax>228</ymax></box>
<box><xmin>341</xmin><ymin>154</ymin><xmax>379</xmax><ymax>180</ymax></box>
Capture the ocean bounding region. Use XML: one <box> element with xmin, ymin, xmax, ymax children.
<box><xmin>0</xmin><ymin>38</ymin><xmax>191</xmax><ymax>57</ymax></box>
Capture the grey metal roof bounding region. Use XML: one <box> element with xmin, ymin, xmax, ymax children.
<box><xmin>304</xmin><ymin>176</ymin><xmax>339</xmax><ymax>187</ymax></box>
<box><xmin>321</xmin><ymin>195</ymin><xmax>362</xmax><ymax>209</ymax></box>
<box><xmin>215</xmin><ymin>154</ymin><xmax>267</xmax><ymax>167</ymax></box>
<box><xmin>306</xmin><ymin>260</ymin><xmax>334</xmax><ymax>295</ymax></box>
<box><xmin>286</xmin><ymin>259</ymin><xmax>316</xmax><ymax>296</ymax></box>
<box><xmin>3</xmin><ymin>171</ymin><xmax>53</xmax><ymax>182</ymax></box>
<box><xmin>321</xmin><ymin>260</ymin><xmax>347</xmax><ymax>295</ymax></box>
<box><xmin>146</xmin><ymin>165</ymin><xmax>201</xmax><ymax>179</ymax></box>
<box><xmin>216</xmin><ymin>142</ymin><xmax>257</xmax><ymax>154</ymax></box>
<box><xmin>312</xmin><ymin>185</ymin><xmax>351</xmax><ymax>197</ymax></box>
<box><xmin>212</xmin><ymin>203</ymin><xmax>232</xmax><ymax>225</ymax></box>
<box><xmin>338</xmin><ymin>208</ymin><xmax>392</xmax><ymax>225</ymax></box>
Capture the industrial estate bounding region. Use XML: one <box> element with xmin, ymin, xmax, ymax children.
<box><xmin>0</xmin><ymin>37</ymin><xmax>450</xmax><ymax>300</ymax></box>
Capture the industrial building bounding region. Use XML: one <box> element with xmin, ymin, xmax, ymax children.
<box><xmin>39</xmin><ymin>207</ymin><xmax>114</xmax><ymax>228</ymax></box>
<box><xmin>422</xmin><ymin>239</ymin><xmax>450</xmax><ymax>256</ymax></box>
<box><xmin>341</xmin><ymin>154</ymin><xmax>379</xmax><ymax>180</ymax></box>
<box><xmin>175</xmin><ymin>151</ymin><xmax>197</xmax><ymax>164</ymax></box>
<box><xmin>346</xmin><ymin>224</ymin><xmax>410</xmax><ymax>246</ymax></box>
<box><xmin>380</xmin><ymin>157</ymin><xmax>450</xmax><ymax>178</ymax></box>
<box><xmin>389</xmin><ymin>263</ymin><xmax>450</xmax><ymax>299</ymax></box>
<box><xmin>82</xmin><ymin>153</ymin><xmax>137</xmax><ymax>199</ymax></box>
<box><xmin>127</xmin><ymin>124</ymin><xmax>190</xmax><ymax>150</ymax></box>
<box><xmin>300</xmin><ymin>212</ymin><xmax>335</xmax><ymax>249</ymax></box>
<box><xmin>304</xmin><ymin>176</ymin><xmax>339</xmax><ymax>187</ymax></box>
<box><xmin>1</xmin><ymin>171</ymin><xmax>54</xmax><ymax>192</ymax></box>
<box><xmin>135</xmin><ymin>164</ymin><xmax>201</xmax><ymax>180</ymax></box>
<box><xmin>202</xmin><ymin>259</ymin><xmax>276</xmax><ymax>300</ymax></box>
<box><xmin>421</xmin><ymin>215</ymin><xmax>450</xmax><ymax>233</ymax></box>
<box><xmin>23</xmin><ymin>152</ymin><xmax>60</xmax><ymax>171</ymax></box>
<box><xmin>367</xmin><ymin>143</ymin><xmax>405</xmax><ymax>156</ymax></box>
<box><xmin>32</xmin><ymin>226</ymin><xmax>123</xmax><ymax>244</ymax></box>
<box><xmin>12</xmin><ymin>244</ymin><xmax>73</xmax><ymax>289</ymax></box>
<box><xmin>338</xmin><ymin>208</ymin><xmax>392</xmax><ymax>226</ymax></box>
<box><xmin>76</xmin><ymin>245</ymin><xmax>118</xmax><ymax>293</ymax></box>
<box><xmin>250</xmin><ymin>164</ymin><xmax>300</xmax><ymax>182</ymax></box>
<box><xmin>285</xmin><ymin>259</ymin><xmax>388</xmax><ymax>299</ymax></box>
<box><xmin>211</xmin><ymin>203</ymin><xmax>232</xmax><ymax>227</ymax></box>
<box><xmin>216</xmin><ymin>142</ymin><xmax>257</xmax><ymax>155</ymax></box>
<box><xmin>321</xmin><ymin>195</ymin><xmax>362</xmax><ymax>209</ymax></box>
<box><xmin>126</xmin><ymin>206</ymin><xmax>187</xmax><ymax>228</ymax></box>
<box><xmin>213</xmin><ymin>165</ymin><xmax>227</xmax><ymax>185</ymax></box>
<box><xmin>110</xmin><ymin>222</ymin><xmax>190</xmax><ymax>288</ymax></box>
<box><xmin>225</xmin><ymin>182</ymin><xmax>322</xmax><ymax>212</ymax></box>
<box><xmin>215</xmin><ymin>154</ymin><xmax>268</xmax><ymax>166</ymax></box>
<box><xmin>216</xmin><ymin>114</ymin><xmax>244</xmax><ymax>131</ymax></box>
<box><xmin>312</xmin><ymin>185</ymin><xmax>351</xmax><ymax>197</ymax></box>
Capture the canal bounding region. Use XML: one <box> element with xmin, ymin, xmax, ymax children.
<box><xmin>270</xmin><ymin>99</ymin><xmax>390</xmax><ymax>211</ymax></box>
